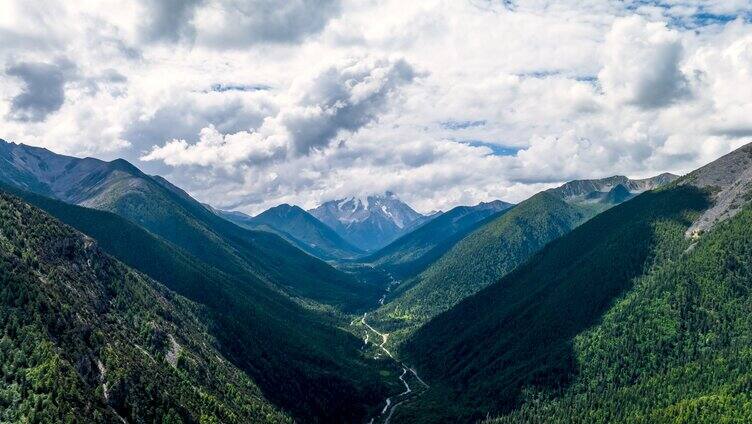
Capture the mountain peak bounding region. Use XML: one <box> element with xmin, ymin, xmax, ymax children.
<box><xmin>216</xmin><ymin>203</ymin><xmax>364</xmax><ymax>259</ymax></box>
<box><xmin>548</xmin><ymin>173</ymin><xmax>679</xmax><ymax>203</ymax></box>
<box><xmin>475</xmin><ymin>199</ymin><xmax>514</xmax><ymax>210</ymax></box>
<box><xmin>257</xmin><ymin>203</ymin><xmax>312</xmax><ymax>221</ymax></box>
<box><xmin>266</xmin><ymin>203</ymin><xmax>301</xmax><ymax>213</ymax></box>
<box><xmin>309</xmin><ymin>192</ymin><xmax>428</xmax><ymax>251</ymax></box>
<box><xmin>603</xmin><ymin>183</ymin><xmax>632</xmax><ymax>205</ymax></box>
<box><xmin>108</xmin><ymin>157</ymin><xmax>143</xmax><ymax>175</ymax></box>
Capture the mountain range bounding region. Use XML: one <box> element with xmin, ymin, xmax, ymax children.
<box><xmin>361</xmin><ymin>200</ymin><xmax>514</xmax><ymax>280</ymax></box>
<box><xmin>217</xmin><ymin>204</ymin><xmax>364</xmax><ymax>260</ymax></box>
<box><xmin>5</xmin><ymin>134</ymin><xmax>752</xmax><ymax>424</ymax></box>
<box><xmin>397</xmin><ymin>147</ymin><xmax>750</xmax><ymax>423</ymax></box>
<box><xmin>0</xmin><ymin>139</ymin><xmax>389</xmax><ymax>422</ymax></box>
<box><xmin>308</xmin><ymin>192</ymin><xmax>433</xmax><ymax>252</ymax></box>
<box><xmin>368</xmin><ymin>173</ymin><xmax>677</xmax><ymax>341</ymax></box>
<box><xmin>0</xmin><ymin>139</ymin><xmax>375</xmax><ymax>310</ymax></box>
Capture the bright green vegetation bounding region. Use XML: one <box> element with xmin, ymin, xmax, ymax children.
<box><xmin>488</xmin><ymin>190</ymin><xmax>752</xmax><ymax>423</ymax></box>
<box><xmin>0</xmin><ymin>141</ymin><xmax>379</xmax><ymax>311</ymax></box>
<box><xmin>372</xmin><ymin>193</ymin><xmax>590</xmax><ymax>338</ymax></box>
<box><xmin>0</xmin><ymin>191</ymin><xmax>289</xmax><ymax>423</ymax></box>
<box><xmin>398</xmin><ymin>186</ymin><xmax>712</xmax><ymax>423</ymax></box>
<box><xmin>1</xmin><ymin>185</ymin><xmax>391</xmax><ymax>423</ymax></box>
<box><xmin>103</xmin><ymin>172</ymin><xmax>379</xmax><ymax>311</ymax></box>
<box><xmin>221</xmin><ymin>204</ymin><xmax>364</xmax><ymax>260</ymax></box>
<box><xmin>362</xmin><ymin>201</ymin><xmax>512</xmax><ymax>280</ymax></box>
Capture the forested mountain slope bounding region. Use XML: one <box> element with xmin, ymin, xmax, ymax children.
<box><xmin>400</xmin><ymin>186</ymin><xmax>709</xmax><ymax>422</ymax></box>
<box><xmin>362</xmin><ymin>200</ymin><xmax>513</xmax><ymax>280</ymax></box>
<box><xmin>219</xmin><ymin>204</ymin><xmax>364</xmax><ymax>260</ymax></box>
<box><xmin>399</xmin><ymin>145</ymin><xmax>752</xmax><ymax>423</ymax></box>
<box><xmin>0</xmin><ymin>139</ymin><xmax>376</xmax><ymax>310</ymax></box>
<box><xmin>372</xmin><ymin>193</ymin><xmax>589</xmax><ymax>335</ymax></box>
<box><xmin>0</xmin><ymin>191</ymin><xmax>289</xmax><ymax>423</ymax></box>
<box><xmin>1</xmin><ymin>184</ymin><xmax>390</xmax><ymax>423</ymax></box>
<box><xmin>372</xmin><ymin>174</ymin><xmax>676</xmax><ymax>342</ymax></box>
<box><xmin>488</xmin><ymin>188</ymin><xmax>752</xmax><ymax>424</ymax></box>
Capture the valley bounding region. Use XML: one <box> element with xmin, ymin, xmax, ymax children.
<box><xmin>0</xmin><ymin>137</ymin><xmax>704</xmax><ymax>423</ymax></box>
<box><xmin>355</xmin><ymin>311</ymin><xmax>430</xmax><ymax>424</ymax></box>
<box><xmin>2</xmin><ymin>136</ymin><xmax>752</xmax><ymax>423</ymax></box>
<box><xmin>5</xmin><ymin>2</ymin><xmax>752</xmax><ymax>423</ymax></box>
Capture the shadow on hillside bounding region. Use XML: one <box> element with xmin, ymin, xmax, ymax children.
<box><xmin>402</xmin><ymin>185</ymin><xmax>711</xmax><ymax>423</ymax></box>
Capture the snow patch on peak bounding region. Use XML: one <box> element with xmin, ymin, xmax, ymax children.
<box><xmin>307</xmin><ymin>191</ymin><xmax>428</xmax><ymax>251</ymax></box>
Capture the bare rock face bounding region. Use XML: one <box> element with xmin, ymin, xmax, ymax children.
<box><xmin>546</xmin><ymin>173</ymin><xmax>679</xmax><ymax>204</ymax></box>
<box><xmin>682</xmin><ymin>143</ymin><xmax>752</xmax><ymax>236</ymax></box>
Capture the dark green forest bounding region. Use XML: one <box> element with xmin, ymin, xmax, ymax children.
<box><xmin>0</xmin><ymin>185</ymin><xmax>391</xmax><ymax>423</ymax></box>
<box><xmin>0</xmin><ymin>191</ymin><xmax>289</xmax><ymax>423</ymax></box>
<box><xmin>488</xmin><ymin>189</ymin><xmax>752</xmax><ymax>423</ymax></box>
<box><xmin>399</xmin><ymin>185</ymin><xmax>715</xmax><ymax>422</ymax></box>
<box><xmin>371</xmin><ymin>192</ymin><xmax>590</xmax><ymax>342</ymax></box>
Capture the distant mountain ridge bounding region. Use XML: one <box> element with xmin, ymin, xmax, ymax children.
<box><xmin>547</xmin><ymin>173</ymin><xmax>678</xmax><ymax>203</ymax></box>
<box><xmin>371</xmin><ymin>173</ymin><xmax>677</xmax><ymax>344</ymax></box>
<box><xmin>0</xmin><ymin>139</ymin><xmax>373</xmax><ymax>309</ymax></box>
<box><xmin>217</xmin><ymin>204</ymin><xmax>364</xmax><ymax>260</ymax></box>
<box><xmin>363</xmin><ymin>199</ymin><xmax>514</xmax><ymax>279</ymax></box>
<box><xmin>399</xmin><ymin>147</ymin><xmax>752</xmax><ymax>423</ymax></box>
<box><xmin>308</xmin><ymin>191</ymin><xmax>432</xmax><ymax>251</ymax></box>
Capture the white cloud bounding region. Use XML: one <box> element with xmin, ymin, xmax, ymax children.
<box><xmin>195</xmin><ymin>0</ymin><xmax>341</xmax><ymax>47</ymax></box>
<box><xmin>141</xmin><ymin>56</ymin><xmax>416</xmax><ymax>166</ymax></box>
<box><xmin>136</xmin><ymin>0</ymin><xmax>342</xmax><ymax>47</ymax></box>
<box><xmin>599</xmin><ymin>16</ymin><xmax>690</xmax><ymax>108</ymax></box>
<box><xmin>2</xmin><ymin>0</ymin><xmax>752</xmax><ymax>214</ymax></box>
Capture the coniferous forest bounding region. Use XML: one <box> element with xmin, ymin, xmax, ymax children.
<box><xmin>3</xmin><ymin>3</ymin><xmax>752</xmax><ymax>423</ymax></box>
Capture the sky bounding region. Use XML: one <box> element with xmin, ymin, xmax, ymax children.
<box><xmin>1</xmin><ymin>0</ymin><xmax>752</xmax><ymax>214</ymax></box>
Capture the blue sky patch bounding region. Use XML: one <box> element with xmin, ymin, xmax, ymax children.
<box><xmin>441</xmin><ymin>120</ymin><xmax>487</xmax><ymax>130</ymax></box>
<box><xmin>456</xmin><ymin>139</ymin><xmax>522</xmax><ymax>156</ymax></box>
<box><xmin>624</xmin><ymin>1</ymin><xmax>749</xmax><ymax>29</ymax></box>
<box><xmin>209</xmin><ymin>83</ymin><xmax>271</xmax><ymax>93</ymax></box>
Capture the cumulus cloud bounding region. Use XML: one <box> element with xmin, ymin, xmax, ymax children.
<box><xmin>5</xmin><ymin>59</ymin><xmax>75</xmax><ymax>122</ymax></box>
<box><xmin>195</xmin><ymin>0</ymin><xmax>342</xmax><ymax>47</ymax></box>
<box><xmin>282</xmin><ymin>57</ymin><xmax>415</xmax><ymax>154</ymax></box>
<box><xmin>137</xmin><ymin>0</ymin><xmax>341</xmax><ymax>47</ymax></box>
<box><xmin>141</xmin><ymin>125</ymin><xmax>286</xmax><ymax>167</ymax></box>
<box><xmin>3</xmin><ymin>0</ymin><xmax>752</xmax><ymax>214</ymax></box>
<box><xmin>599</xmin><ymin>16</ymin><xmax>690</xmax><ymax>109</ymax></box>
<box><xmin>141</xmin><ymin>57</ymin><xmax>416</xmax><ymax>165</ymax></box>
<box><xmin>125</xmin><ymin>92</ymin><xmax>273</xmax><ymax>154</ymax></box>
<box><xmin>140</xmin><ymin>0</ymin><xmax>203</xmax><ymax>43</ymax></box>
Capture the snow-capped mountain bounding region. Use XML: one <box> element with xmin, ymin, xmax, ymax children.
<box><xmin>308</xmin><ymin>191</ymin><xmax>431</xmax><ymax>252</ymax></box>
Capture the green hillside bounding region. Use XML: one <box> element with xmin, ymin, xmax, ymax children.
<box><xmin>106</xmin><ymin>171</ymin><xmax>379</xmax><ymax>311</ymax></box>
<box><xmin>0</xmin><ymin>140</ymin><xmax>378</xmax><ymax>311</ymax></box>
<box><xmin>362</xmin><ymin>201</ymin><xmax>512</xmax><ymax>280</ymax></box>
<box><xmin>399</xmin><ymin>185</ymin><xmax>712</xmax><ymax>422</ymax></box>
<box><xmin>372</xmin><ymin>193</ymin><xmax>590</xmax><ymax>338</ymax></box>
<box><xmin>0</xmin><ymin>191</ymin><xmax>289</xmax><ymax>423</ymax></box>
<box><xmin>1</xmin><ymin>185</ymin><xmax>391</xmax><ymax>423</ymax></box>
<box><xmin>487</xmin><ymin>187</ymin><xmax>752</xmax><ymax>423</ymax></box>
